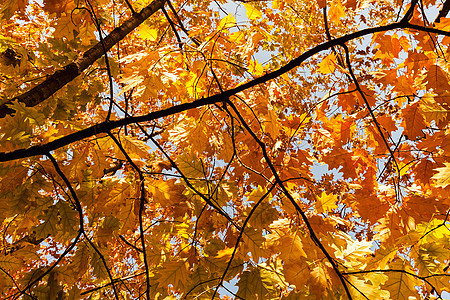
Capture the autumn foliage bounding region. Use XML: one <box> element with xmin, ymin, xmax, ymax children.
<box><xmin>1</xmin><ymin>0</ymin><xmax>450</xmax><ymax>298</ymax></box>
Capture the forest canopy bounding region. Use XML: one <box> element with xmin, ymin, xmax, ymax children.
<box><xmin>0</xmin><ymin>0</ymin><xmax>450</xmax><ymax>299</ymax></box>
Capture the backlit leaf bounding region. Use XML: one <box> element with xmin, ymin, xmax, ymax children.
<box><xmin>432</xmin><ymin>163</ymin><xmax>450</xmax><ymax>188</ymax></box>
<box><xmin>318</xmin><ymin>53</ymin><xmax>337</xmax><ymax>74</ymax></box>
<box><xmin>315</xmin><ymin>191</ymin><xmax>338</xmax><ymax>213</ymax></box>
<box><xmin>243</xmin><ymin>3</ymin><xmax>262</xmax><ymax>20</ymax></box>
<box><xmin>137</xmin><ymin>23</ymin><xmax>158</xmax><ymax>41</ymax></box>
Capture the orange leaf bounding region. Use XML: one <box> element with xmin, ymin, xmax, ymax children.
<box><xmin>318</xmin><ymin>53</ymin><xmax>337</xmax><ymax>74</ymax></box>
<box><xmin>402</xmin><ymin>102</ymin><xmax>426</xmax><ymax>140</ymax></box>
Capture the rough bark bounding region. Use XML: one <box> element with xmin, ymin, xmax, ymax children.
<box><xmin>0</xmin><ymin>0</ymin><xmax>167</xmax><ymax>118</ymax></box>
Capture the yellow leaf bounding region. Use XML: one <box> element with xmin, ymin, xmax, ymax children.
<box><xmin>420</xmin><ymin>96</ymin><xmax>448</xmax><ymax>125</ymax></box>
<box><xmin>402</xmin><ymin>102</ymin><xmax>427</xmax><ymax>140</ymax></box>
<box><xmin>115</xmin><ymin>134</ymin><xmax>151</xmax><ymax>160</ymax></box>
<box><xmin>34</xmin><ymin>203</ymin><xmax>60</xmax><ymax>240</ymax></box>
<box><xmin>137</xmin><ymin>23</ymin><xmax>158</xmax><ymax>41</ymax></box>
<box><xmin>176</xmin><ymin>153</ymin><xmax>204</xmax><ymax>178</ymax></box>
<box><xmin>0</xmin><ymin>0</ymin><xmax>27</xmax><ymax>20</ymax></box>
<box><xmin>53</xmin><ymin>13</ymin><xmax>77</xmax><ymax>40</ymax></box>
<box><xmin>329</xmin><ymin>0</ymin><xmax>345</xmax><ymax>24</ymax></box>
<box><xmin>246</xmin><ymin>185</ymin><xmax>270</xmax><ymax>204</ymax></box>
<box><xmin>97</xmin><ymin>215</ymin><xmax>121</xmax><ymax>245</ymax></box>
<box><xmin>0</xmin><ymin>254</ymin><xmax>21</xmax><ymax>272</ymax></box>
<box><xmin>243</xmin><ymin>3</ymin><xmax>262</xmax><ymax>20</ymax></box>
<box><xmin>215</xmin><ymin>247</ymin><xmax>234</xmax><ymax>259</ymax></box>
<box><xmin>425</xmin><ymin>65</ymin><xmax>450</xmax><ymax>95</ymax></box>
<box><xmin>245</xmin><ymin>201</ymin><xmax>278</xmax><ymax>229</ymax></box>
<box><xmin>278</xmin><ymin>234</ymin><xmax>307</xmax><ymax>260</ymax></box>
<box><xmin>397</xmin><ymin>161</ymin><xmax>411</xmax><ymax>177</ymax></box>
<box><xmin>333</xmin><ymin>232</ymin><xmax>373</xmax><ymax>268</ymax></box>
<box><xmin>54</xmin><ymin>200</ymin><xmax>79</xmax><ymax>240</ymax></box>
<box><xmin>249</xmin><ymin>58</ymin><xmax>264</xmax><ymax>76</ymax></box>
<box><xmin>90</xmin><ymin>248</ymin><xmax>108</xmax><ymax>280</ymax></box>
<box><xmin>347</xmin><ymin>274</ymin><xmax>390</xmax><ymax>299</ymax></box>
<box><xmin>435</xmin><ymin>18</ymin><xmax>450</xmax><ymax>31</ymax></box>
<box><xmin>229</xmin><ymin>30</ymin><xmax>245</xmax><ymax>43</ymax></box>
<box><xmin>7</xmin><ymin>100</ymin><xmax>45</xmax><ymax>126</ymax></box>
<box><xmin>318</xmin><ymin>53</ymin><xmax>337</xmax><ymax>74</ymax></box>
<box><xmin>67</xmin><ymin>244</ymin><xmax>90</xmax><ymax>277</ymax></box>
<box><xmin>185</xmin><ymin>71</ymin><xmax>199</xmax><ymax>97</ymax></box>
<box><xmin>315</xmin><ymin>191</ymin><xmax>338</xmax><ymax>213</ymax></box>
<box><xmin>218</xmin><ymin>14</ymin><xmax>236</xmax><ymax>31</ymax></box>
<box><xmin>263</xmin><ymin>108</ymin><xmax>282</xmax><ymax>137</ymax></box>
<box><xmin>241</xmin><ymin>227</ymin><xmax>265</xmax><ymax>260</ymax></box>
<box><xmin>432</xmin><ymin>163</ymin><xmax>450</xmax><ymax>188</ymax></box>
<box><xmin>148</xmin><ymin>179</ymin><xmax>183</xmax><ymax>205</ymax></box>
<box><xmin>382</xmin><ymin>260</ymin><xmax>421</xmax><ymax>299</ymax></box>
<box><xmin>272</xmin><ymin>0</ymin><xmax>281</xmax><ymax>9</ymax></box>
<box><xmin>309</xmin><ymin>263</ymin><xmax>337</xmax><ymax>298</ymax></box>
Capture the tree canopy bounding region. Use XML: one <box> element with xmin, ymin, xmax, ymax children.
<box><xmin>1</xmin><ymin>0</ymin><xmax>450</xmax><ymax>298</ymax></box>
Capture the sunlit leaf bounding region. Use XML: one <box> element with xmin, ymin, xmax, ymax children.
<box><xmin>243</xmin><ymin>3</ymin><xmax>262</xmax><ymax>20</ymax></box>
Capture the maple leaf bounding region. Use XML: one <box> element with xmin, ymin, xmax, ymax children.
<box><xmin>329</xmin><ymin>0</ymin><xmax>346</xmax><ymax>24</ymax></box>
<box><xmin>431</xmin><ymin>163</ymin><xmax>450</xmax><ymax>188</ymax></box>
<box><xmin>175</xmin><ymin>153</ymin><xmax>204</xmax><ymax>178</ymax></box>
<box><xmin>315</xmin><ymin>191</ymin><xmax>338</xmax><ymax>213</ymax></box>
<box><xmin>420</xmin><ymin>96</ymin><xmax>448</xmax><ymax>127</ymax></box>
<box><xmin>243</xmin><ymin>3</ymin><xmax>262</xmax><ymax>20</ymax></box>
<box><xmin>236</xmin><ymin>267</ymin><xmax>281</xmax><ymax>299</ymax></box>
<box><xmin>2</xmin><ymin>0</ymin><xmax>450</xmax><ymax>298</ymax></box>
<box><xmin>318</xmin><ymin>53</ymin><xmax>337</xmax><ymax>74</ymax></box>
<box><xmin>402</xmin><ymin>102</ymin><xmax>427</xmax><ymax>140</ymax></box>
<box><xmin>382</xmin><ymin>260</ymin><xmax>422</xmax><ymax>299</ymax></box>
<box><xmin>156</xmin><ymin>259</ymin><xmax>190</xmax><ymax>292</ymax></box>
<box><xmin>425</xmin><ymin>65</ymin><xmax>450</xmax><ymax>96</ymax></box>
<box><xmin>137</xmin><ymin>23</ymin><xmax>159</xmax><ymax>41</ymax></box>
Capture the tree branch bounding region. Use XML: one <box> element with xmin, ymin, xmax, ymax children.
<box><xmin>435</xmin><ymin>0</ymin><xmax>450</xmax><ymax>23</ymax></box>
<box><xmin>0</xmin><ymin>0</ymin><xmax>167</xmax><ymax>118</ymax></box>
<box><xmin>1</xmin><ymin>22</ymin><xmax>449</xmax><ymax>163</ymax></box>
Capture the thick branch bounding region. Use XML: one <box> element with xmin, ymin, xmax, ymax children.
<box><xmin>1</xmin><ymin>22</ymin><xmax>449</xmax><ymax>163</ymax></box>
<box><xmin>435</xmin><ymin>0</ymin><xmax>450</xmax><ymax>23</ymax></box>
<box><xmin>0</xmin><ymin>95</ymin><xmax>224</xmax><ymax>162</ymax></box>
<box><xmin>0</xmin><ymin>0</ymin><xmax>167</xmax><ymax>118</ymax></box>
